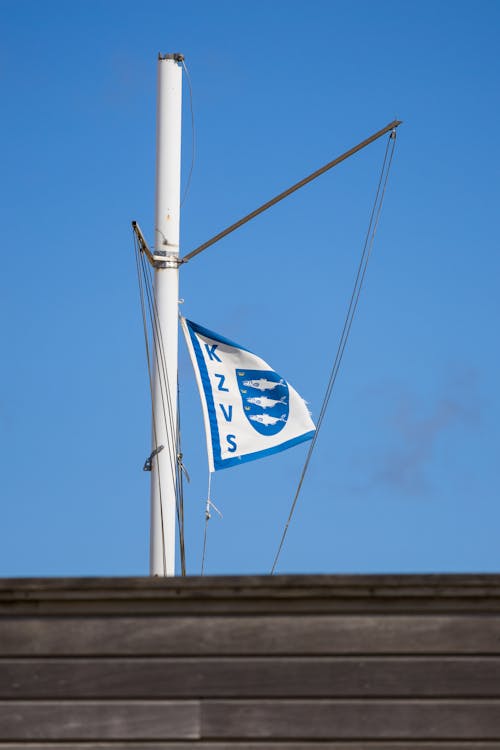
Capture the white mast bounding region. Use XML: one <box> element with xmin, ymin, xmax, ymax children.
<box><xmin>150</xmin><ymin>53</ymin><xmax>183</xmax><ymax>576</ymax></box>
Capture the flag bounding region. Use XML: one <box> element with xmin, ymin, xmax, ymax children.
<box><xmin>181</xmin><ymin>318</ymin><xmax>315</xmax><ymax>471</ymax></box>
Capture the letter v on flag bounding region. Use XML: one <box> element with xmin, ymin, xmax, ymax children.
<box><xmin>181</xmin><ymin>318</ymin><xmax>315</xmax><ymax>471</ymax></box>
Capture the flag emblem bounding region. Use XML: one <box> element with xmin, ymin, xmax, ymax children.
<box><xmin>237</xmin><ymin>369</ymin><xmax>289</xmax><ymax>436</ymax></box>
<box><xmin>181</xmin><ymin>318</ymin><xmax>315</xmax><ymax>472</ymax></box>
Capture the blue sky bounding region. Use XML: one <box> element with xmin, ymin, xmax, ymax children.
<box><xmin>1</xmin><ymin>0</ymin><xmax>499</xmax><ymax>576</ymax></box>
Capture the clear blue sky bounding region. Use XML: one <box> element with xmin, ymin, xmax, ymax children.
<box><xmin>1</xmin><ymin>0</ymin><xmax>499</xmax><ymax>576</ymax></box>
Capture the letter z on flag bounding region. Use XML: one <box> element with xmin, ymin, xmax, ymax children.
<box><xmin>181</xmin><ymin>318</ymin><xmax>315</xmax><ymax>471</ymax></box>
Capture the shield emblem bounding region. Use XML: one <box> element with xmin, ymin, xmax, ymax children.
<box><xmin>236</xmin><ymin>368</ymin><xmax>289</xmax><ymax>436</ymax></box>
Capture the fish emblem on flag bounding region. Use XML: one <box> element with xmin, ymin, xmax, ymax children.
<box><xmin>181</xmin><ymin>318</ymin><xmax>315</xmax><ymax>472</ymax></box>
<box><xmin>237</xmin><ymin>369</ymin><xmax>289</xmax><ymax>436</ymax></box>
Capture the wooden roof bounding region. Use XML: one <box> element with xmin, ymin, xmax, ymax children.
<box><xmin>1</xmin><ymin>574</ymin><xmax>499</xmax><ymax>747</ymax></box>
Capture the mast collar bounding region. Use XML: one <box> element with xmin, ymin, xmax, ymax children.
<box><xmin>158</xmin><ymin>52</ymin><xmax>184</xmax><ymax>63</ymax></box>
<box><xmin>153</xmin><ymin>252</ymin><xmax>183</xmax><ymax>269</ymax></box>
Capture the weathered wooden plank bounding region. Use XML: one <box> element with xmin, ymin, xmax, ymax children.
<box><xmin>3</xmin><ymin>574</ymin><xmax>500</xmax><ymax>595</ymax></box>
<box><xmin>201</xmin><ymin>700</ymin><xmax>500</xmax><ymax>739</ymax></box>
<box><xmin>2</xmin><ymin>614</ymin><xmax>499</xmax><ymax>655</ymax></box>
<box><xmin>0</xmin><ymin>701</ymin><xmax>199</xmax><ymax>740</ymax></box>
<box><xmin>2</xmin><ymin>575</ymin><xmax>500</xmax><ymax>615</ymax></box>
<box><xmin>2</xmin><ymin>657</ymin><xmax>500</xmax><ymax>699</ymax></box>
<box><xmin>0</xmin><ymin>743</ymin><xmax>499</xmax><ymax>750</ymax></box>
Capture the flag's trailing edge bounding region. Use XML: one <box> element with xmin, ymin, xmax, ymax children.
<box><xmin>181</xmin><ymin>317</ymin><xmax>315</xmax><ymax>472</ymax></box>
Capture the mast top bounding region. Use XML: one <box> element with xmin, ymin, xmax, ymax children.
<box><xmin>158</xmin><ymin>52</ymin><xmax>184</xmax><ymax>62</ymax></box>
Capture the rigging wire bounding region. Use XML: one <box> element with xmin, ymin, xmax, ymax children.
<box><xmin>134</xmin><ymin>232</ymin><xmax>187</xmax><ymax>575</ymax></box>
<box><xmin>270</xmin><ymin>130</ymin><xmax>398</xmax><ymax>575</ymax></box>
<box><xmin>142</xmin><ymin>257</ymin><xmax>185</xmax><ymax>571</ymax></box>
<box><xmin>133</xmin><ymin>231</ymin><xmax>167</xmax><ymax>575</ymax></box>
<box><xmin>140</xmin><ymin>256</ymin><xmax>178</xmax><ymax>487</ymax></box>
<box><xmin>141</xmin><ymin>255</ymin><xmax>187</xmax><ymax>573</ymax></box>
<box><xmin>143</xmin><ymin>259</ymin><xmax>179</xmax><ymax>460</ymax></box>
<box><xmin>143</xmin><ymin>263</ymin><xmax>190</xmax><ymax>578</ymax></box>
<box><xmin>176</xmin><ymin>380</ymin><xmax>187</xmax><ymax>576</ymax></box>
<box><xmin>180</xmin><ymin>58</ymin><xmax>196</xmax><ymax>208</ymax></box>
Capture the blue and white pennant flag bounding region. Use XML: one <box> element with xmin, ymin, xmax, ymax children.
<box><xmin>181</xmin><ymin>318</ymin><xmax>315</xmax><ymax>471</ymax></box>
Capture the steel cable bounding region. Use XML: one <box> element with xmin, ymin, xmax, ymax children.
<box><xmin>133</xmin><ymin>233</ymin><xmax>168</xmax><ymax>574</ymax></box>
<box><xmin>134</xmin><ymin>235</ymin><xmax>187</xmax><ymax>574</ymax></box>
<box><xmin>141</xmin><ymin>256</ymin><xmax>187</xmax><ymax>572</ymax></box>
<box><xmin>271</xmin><ymin>131</ymin><xmax>398</xmax><ymax>574</ymax></box>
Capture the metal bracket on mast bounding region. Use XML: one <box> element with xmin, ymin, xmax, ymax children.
<box><xmin>154</xmin><ymin>251</ymin><xmax>183</xmax><ymax>269</ymax></box>
<box><xmin>143</xmin><ymin>444</ymin><xmax>164</xmax><ymax>472</ymax></box>
<box><xmin>132</xmin><ymin>221</ymin><xmax>183</xmax><ymax>269</ymax></box>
